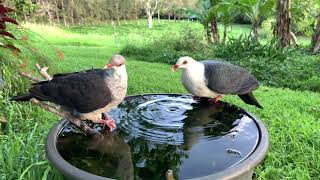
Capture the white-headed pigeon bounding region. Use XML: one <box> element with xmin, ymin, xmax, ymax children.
<box><xmin>11</xmin><ymin>55</ymin><xmax>128</xmax><ymax>130</ymax></box>
<box><xmin>172</xmin><ymin>56</ymin><xmax>262</xmax><ymax>109</ymax></box>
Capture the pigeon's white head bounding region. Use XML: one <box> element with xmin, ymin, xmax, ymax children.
<box><xmin>172</xmin><ymin>56</ymin><xmax>197</xmax><ymax>72</ymax></box>
<box><xmin>105</xmin><ymin>55</ymin><xmax>126</xmax><ymax>72</ymax></box>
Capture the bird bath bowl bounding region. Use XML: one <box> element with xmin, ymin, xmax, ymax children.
<box><xmin>46</xmin><ymin>94</ymin><xmax>269</xmax><ymax>180</ymax></box>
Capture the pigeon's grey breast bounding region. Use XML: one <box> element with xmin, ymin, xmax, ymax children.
<box><xmin>201</xmin><ymin>60</ymin><xmax>259</xmax><ymax>95</ymax></box>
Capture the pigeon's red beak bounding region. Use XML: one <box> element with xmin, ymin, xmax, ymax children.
<box><xmin>105</xmin><ymin>64</ymin><xmax>113</xmax><ymax>69</ymax></box>
<box><xmin>172</xmin><ymin>65</ymin><xmax>179</xmax><ymax>72</ymax></box>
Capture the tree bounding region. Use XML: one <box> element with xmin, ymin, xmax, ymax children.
<box><xmin>311</xmin><ymin>13</ymin><xmax>320</xmax><ymax>53</ymax></box>
<box><xmin>132</xmin><ymin>0</ymin><xmax>143</xmax><ymax>24</ymax></box>
<box><xmin>214</xmin><ymin>0</ymin><xmax>240</xmax><ymax>44</ymax></box>
<box><xmin>184</xmin><ymin>0</ymin><xmax>220</xmax><ymax>45</ymax></box>
<box><xmin>187</xmin><ymin>0</ymin><xmax>212</xmax><ymax>44</ymax></box>
<box><xmin>275</xmin><ymin>0</ymin><xmax>291</xmax><ymax>48</ymax></box>
<box><xmin>143</xmin><ymin>0</ymin><xmax>161</xmax><ymax>28</ymax></box>
<box><xmin>210</xmin><ymin>15</ymin><xmax>219</xmax><ymax>44</ymax></box>
<box><xmin>208</xmin><ymin>0</ymin><xmax>220</xmax><ymax>45</ymax></box>
<box><xmin>13</xmin><ymin>0</ymin><xmax>34</xmax><ymax>22</ymax></box>
<box><xmin>239</xmin><ymin>0</ymin><xmax>275</xmax><ymax>38</ymax></box>
<box><xmin>2</xmin><ymin>0</ymin><xmax>197</xmax><ymax>26</ymax></box>
<box><xmin>172</xmin><ymin>0</ymin><xmax>183</xmax><ymax>21</ymax></box>
<box><xmin>160</xmin><ymin>0</ymin><xmax>174</xmax><ymax>20</ymax></box>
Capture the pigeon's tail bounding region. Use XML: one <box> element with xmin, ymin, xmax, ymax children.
<box><xmin>238</xmin><ymin>92</ymin><xmax>263</xmax><ymax>109</ymax></box>
<box><xmin>10</xmin><ymin>94</ymin><xmax>34</xmax><ymax>101</ymax></box>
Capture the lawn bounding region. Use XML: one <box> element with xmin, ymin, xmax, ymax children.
<box><xmin>1</xmin><ymin>20</ymin><xmax>319</xmax><ymax>179</ymax></box>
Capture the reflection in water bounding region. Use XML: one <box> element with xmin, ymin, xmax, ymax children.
<box><xmin>58</xmin><ymin>133</ymin><xmax>134</xmax><ymax>180</ymax></box>
<box><xmin>181</xmin><ymin>101</ymin><xmax>238</xmax><ymax>150</ymax></box>
<box><xmin>58</xmin><ymin>94</ymin><xmax>259</xmax><ymax>180</ymax></box>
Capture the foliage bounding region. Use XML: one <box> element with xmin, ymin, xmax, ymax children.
<box><xmin>0</xmin><ymin>4</ymin><xmax>20</xmax><ymax>55</ymax></box>
<box><xmin>238</xmin><ymin>0</ymin><xmax>275</xmax><ymax>36</ymax></box>
<box><xmin>260</xmin><ymin>17</ymin><xmax>275</xmax><ymax>39</ymax></box>
<box><xmin>121</xmin><ymin>27</ymin><xmax>320</xmax><ymax>92</ymax></box>
<box><xmin>2</xmin><ymin>0</ymin><xmax>197</xmax><ymax>26</ymax></box>
<box><xmin>185</xmin><ymin>0</ymin><xmax>212</xmax><ymax>26</ymax></box>
<box><xmin>183</xmin><ymin>0</ymin><xmax>221</xmax><ymax>44</ymax></box>
<box><xmin>211</xmin><ymin>0</ymin><xmax>242</xmax><ymax>43</ymax></box>
<box><xmin>291</xmin><ymin>0</ymin><xmax>320</xmax><ymax>36</ymax></box>
<box><xmin>212</xmin><ymin>0</ymin><xmax>241</xmax><ymax>27</ymax></box>
<box><xmin>120</xmin><ymin>27</ymin><xmax>209</xmax><ymax>64</ymax></box>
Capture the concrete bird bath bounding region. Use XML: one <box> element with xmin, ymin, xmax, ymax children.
<box><xmin>46</xmin><ymin>94</ymin><xmax>269</xmax><ymax>180</ymax></box>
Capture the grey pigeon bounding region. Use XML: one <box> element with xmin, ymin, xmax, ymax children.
<box><xmin>172</xmin><ymin>56</ymin><xmax>262</xmax><ymax>109</ymax></box>
<box><xmin>11</xmin><ymin>55</ymin><xmax>128</xmax><ymax>130</ymax></box>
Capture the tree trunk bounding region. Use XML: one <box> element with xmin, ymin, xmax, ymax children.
<box><xmin>123</xmin><ymin>10</ymin><xmax>127</xmax><ymax>24</ymax></box>
<box><xmin>71</xmin><ymin>11</ymin><xmax>74</xmax><ymax>26</ymax></box>
<box><xmin>157</xmin><ymin>9</ymin><xmax>160</xmax><ymax>23</ymax></box>
<box><xmin>48</xmin><ymin>11</ymin><xmax>53</xmax><ymax>26</ymax></box>
<box><xmin>55</xmin><ymin>1</ymin><xmax>60</xmax><ymax>24</ymax></box>
<box><xmin>61</xmin><ymin>0</ymin><xmax>67</xmax><ymax>26</ymax></box>
<box><xmin>211</xmin><ymin>17</ymin><xmax>219</xmax><ymax>45</ymax></box>
<box><xmin>70</xmin><ymin>0</ymin><xmax>74</xmax><ymax>26</ymax></box>
<box><xmin>133</xmin><ymin>0</ymin><xmax>137</xmax><ymax>23</ymax></box>
<box><xmin>174</xmin><ymin>13</ymin><xmax>176</xmax><ymax>22</ymax></box>
<box><xmin>222</xmin><ymin>25</ymin><xmax>227</xmax><ymax>44</ymax></box>
<box><xmin>275</xmin><ymin>0</ymin><xmax>291</xmax><ymax>48</ymax></box>
<box><xmin>168</xmin><ymin>13</ymin><xmax>171</xmax><ymax>20</ymax></box>
<box><xmin>135</xmin><ymin>7</ymin><xmax>139</xmax><ymax>25</ymax></box>
<box><xmin>23</xmin><ymin>12</ymin><xmax>27</xmax><ymax>22</ymax></box>
<box><xmin>115</xmin><ymin>2</ymin><xmax>120</xmax><ymax>25</ymax></box>
<box><xmin>311</xmin><ymin>13</ymin><xmax>320</xmax><ymax>53</ymax></box>
<box><xmin>63</xmin><ymin>17</ymin><xmax>67</xmax><ymax>26</ymax></box>
<box><xmin>147</xmin><ymin>14</ymin><xmax>153</xmax><ymax>28</ymax></box>
<box><xmin>252</xmin><ymin>20</ymin><xmax>259</xmax><ymax>39</ymax></box>
<box><xmin>206</xmin><ymin>26</ymin><xmax>212</xmax><ymax>45</ymax></box>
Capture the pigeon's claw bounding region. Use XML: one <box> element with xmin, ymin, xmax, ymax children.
<box><xmin>208</xmin><ymin>95</ymin><xmax>222</xmax><ymax>104</ymax></box>
<box><xmin>105</xmin><ymin>119</ymin><xmax>116</xmax><ymax>131</ymax></box>
<box><xmin>100</xmin><ymin>113</ymin><xmax>116</xmax><ymax>132</ymax></box>
<box><xmin>100</xmin><ymin>119</ymin><xmax>116</xmax><ymax>132</ymax></box>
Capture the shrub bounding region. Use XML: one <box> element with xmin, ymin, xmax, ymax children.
<box><xmin>0</xmin><ymin>4</ymin><xmax>20</xmax><ymax>54</ymax></box>
<box><xmin>0</xmin><ymin>3</ymin><xmax>57</xmax><ymax>95</ymax></box>
<box><xmin>121</xmin><ymin>32</ymin><xmax>320</xmax><ymax>92</ymax></box>
<box><xmin>213</xmin><ymin>35</ymin><xmax>295</xmax><ymax>62</ymax></box>
<box><xmin>121</xmin><ymin>27</ymin><xmax>210</xmax><ymax>64</ymax></box>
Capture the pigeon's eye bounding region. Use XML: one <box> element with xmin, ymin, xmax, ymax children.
<box><xmin>117</xmin><ymin>63</ymin><xmax>123</xmax><ymax>67</ymax></box>
<box><xmin>183</xmin><ymin>60</ymin><xmax>188</xmax><ymax>64</ymax></box>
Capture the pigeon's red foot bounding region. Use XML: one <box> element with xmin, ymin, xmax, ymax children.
<box><xmin>101</xmin><ymin>112</ymin><xmax>116</xmax><ymax>131</ymax></box>
<box><xmin>208</xmin><ymin>95</ymin><xmax>222</xmax><ymax>104</ymax></box>
<box><xmin>100</xmin><ymin>119</ymin><xmax>116</xmax><ymax>132</ymax></box>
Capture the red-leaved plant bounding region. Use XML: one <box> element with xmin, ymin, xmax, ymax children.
<box><xmin>0</xmin><ymin>3</ymin><xmax>20</xmax><ymax>55</ymax></box>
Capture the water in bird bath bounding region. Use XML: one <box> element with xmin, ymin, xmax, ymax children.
<box><xmin>57</xmin><ymin>94</ymin><xmax>259</xmax><ymax>180</ymax></box>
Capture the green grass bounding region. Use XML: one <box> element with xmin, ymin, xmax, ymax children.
<box><xmin>1</xmin><ymin>20</ymin><xmax>319</xmax><ymax>179</ymax></box>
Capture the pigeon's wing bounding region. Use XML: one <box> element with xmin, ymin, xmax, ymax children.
<box><xmin>52</xmin><ymin>69</ymin><xmax>100</xmax><ymax>78</ymax></box>
<box><xmin>201</xmin><ymin>60</ymin><xmax>259</xmax><ymax>95</ymax></box>
<box><xmin>30</xmin><ymin>70</ymin><xmax>112</xmax><ymax>113</ymax></box>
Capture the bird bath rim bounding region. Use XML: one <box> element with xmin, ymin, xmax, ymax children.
<box><xmin>46</xmin><ymin>93</ymin><xmax>269</xmax><ymax>180</ymax></box>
